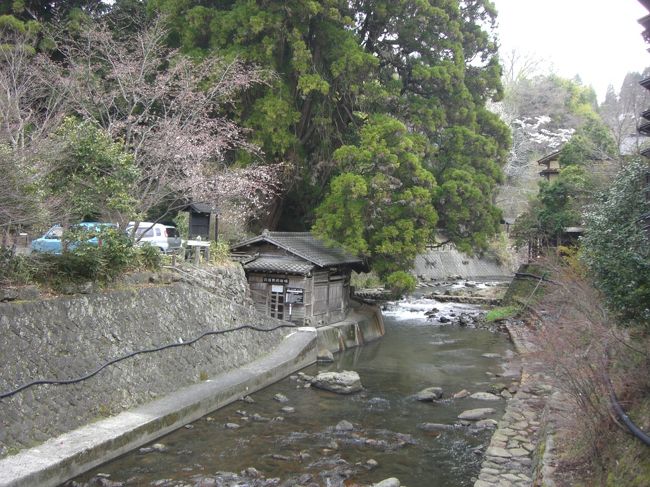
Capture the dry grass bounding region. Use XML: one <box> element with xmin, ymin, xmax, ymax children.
<box><xmin>525</xmin><ymin>257</ymin><xmax>650</xmax><ymax>485</ymax></box>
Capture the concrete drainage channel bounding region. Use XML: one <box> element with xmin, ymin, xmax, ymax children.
<box><xmin>0</xmin><ymin>328</ymin><xmax>318</xmax><ymax>487</ymax></box>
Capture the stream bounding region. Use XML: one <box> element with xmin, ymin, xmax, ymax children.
<box><xmin>69</xmin><ymin>293</ymin><xmax>514</xmax><ymax>487</ymax></box>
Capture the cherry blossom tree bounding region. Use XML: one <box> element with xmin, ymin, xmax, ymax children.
<box><xmin>49</xmin><ymin>15</ymin><xmax>281</xmax><ymax>228</ymax></box>
<box><xmin>0</xmin><ymin>26</ymin><xmax>68</xmax><ymax>235</ymax></box>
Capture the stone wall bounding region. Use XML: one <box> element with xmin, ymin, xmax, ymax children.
<box><xmin>474</xmin><ymin>321</ymin><xmax>559</xmax><ymax>487</ymax></box>
<box><xmin>414</xmin><ymin>245</ymin><xmax>514</xmax><ymax>281</ymax></box>
<box><xmin>0</xmin><ymin>265</ymin><xmax>290</xmax><ymax>457</ymax></box>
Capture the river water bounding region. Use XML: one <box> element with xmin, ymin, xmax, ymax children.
<box><xmin>70</xmin><ymin>296</ymin><xmax>513</xmax><ymax>487</ymax></box>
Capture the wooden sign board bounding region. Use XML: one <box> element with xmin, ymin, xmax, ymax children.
<box><xmin>286</xmin><ymin>287</ymin><xmax>304</xmax><ymax>304</ymax></box>
<box><xmin>263</xmin><ymin>276</ymin><xmax>289</xmax><ymax>284</ymax></box>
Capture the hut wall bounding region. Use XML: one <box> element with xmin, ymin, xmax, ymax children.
<box><xmin>246</xmin><ymin>272</ymin><xmax>308</xmax><ymax>324</ymax></box>
<box><xmin>311</xmin><ymin>270</ymin><xmax>330</xmax><ymax>324</ymax></box>
<box><xmin>247</xmin><ymin>274</ymin><xmax>269</xmax><ymax>315</ymax></box>
<box><xmin>243</xmin><ymin>265</ymin><xmax>353</xmax><ymax>326</ymax></box>
<box><xmin>310</xmin><ymin>270</ymin><xmax>351</xmax><ymax>325</ymax></box>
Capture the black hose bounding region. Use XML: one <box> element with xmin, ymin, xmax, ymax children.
<box><xmin>605</xmin><ymin>369</ymin><xmax>650</xmax><ymax>447</ymax></box>
<box><xmin>603</xmin><ymin>346</ymin><xmax>650</xmax><ymax>447</ymax></box>
<box><xmin>0</xmin><ymin>323</ymin><xmax>297</xmax><ymax>401</ymax></box>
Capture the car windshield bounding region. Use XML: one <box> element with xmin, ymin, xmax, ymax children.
<box><xmin>44</xmin><ymin>227</ymin><xmax>64</xmax><ymax>239</ymax></box>
<box><xmin>129</xmin><ymin>227</ymin><xmax>154</xmax><ymax>238</ymax></box>
<box><xmin>165</xmin><ymin>227</ymin><xmax>179</xmax><ymax>238</ymax></box>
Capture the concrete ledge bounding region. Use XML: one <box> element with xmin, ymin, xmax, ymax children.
<box><xmin>0</xmin><ymin>328</ymin><xmax>318</xmax><ymax>487</ymax></box>
<box><xmin>317</xmin><ymin>304</ymin><xmax>384</xmax><ymax>354</ymax></box>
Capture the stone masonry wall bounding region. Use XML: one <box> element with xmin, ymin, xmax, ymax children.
<box><xmin>0</xmin><ymin>265</ymin><xmax>290</xmax><ymax>457</ymax></box>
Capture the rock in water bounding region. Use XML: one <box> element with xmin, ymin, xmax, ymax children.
<box><xmin>273</xmin><ymin>393</ymin><xmax>289</xmax><ymax>403</ymax></box>
<box><xmin>487</xmin><ymin>382</ymin><xmax>508</xmax><ymax>394</ymax></box>
<box><xmin>415</xmin><ymin>386</ymin><xmax>443</xmax><ymax>401</ymax></box>
<box><xmin>472</xmin><ymin>419</ymin><xmax>498</xmax><ymax>430</ymax></box>
<box><xmin>453</xmin><ymin>389</ymin><xmax>470</xmax><ymax>399</ymax></box>
<box><xmin>335</xmin><ymin>419</ymin><xmax>354</xmax><ymax>431</ymax></box>
<box><xmin>317</xmin><ymin>348</ymin><xmax>335</xmax><ymax>363</ymax></box>
<box><xmin>417</xmin><ymin>423</ymin><xmax>455</xmax><ymax>431</ymax></box>
<box><xmin>458</xmin><ymin>408</ymin><xmax>496</xmax><ymax>420</ymax></box>
<box><xmin>373</xmin><ymin>478</ymin><xmax>401</xmax><ymax>487</ymax></box>
<box><xmin>469</xmin><ymin>392</ymin><xmax>501</xmax><ymax>401</ymax></box>
<box><xmin>311</xmin><ymin>370</ymin><xmax>362</xmax><ymax>394</ymax></box>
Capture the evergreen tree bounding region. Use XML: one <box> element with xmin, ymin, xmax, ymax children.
<box><xmin>150</xmin><ymin>1</ymin><xmax>508</xmax><ymax>247</ymax></box>
<box><xmin>581</xmin><ymin>160</ymin><xmax>650</xmax><ymax>326</ymax></box>
<box><xmin>313</xmin><ymin>115</ymin><xmax>438</xmax><ymax>293</ymax></box>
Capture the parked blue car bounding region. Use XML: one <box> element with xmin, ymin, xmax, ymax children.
<box><xmin>30</xmin><ymin>222</ymin><xmax>116</xmax><ymax>254</ymax></box>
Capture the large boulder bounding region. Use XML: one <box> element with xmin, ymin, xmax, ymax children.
<box><xmin>311</xmin><ymin>370</ymin><xmax>362</xmax><ymax>394</ymax></box>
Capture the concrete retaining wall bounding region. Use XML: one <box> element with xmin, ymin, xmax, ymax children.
<box><xmin>316</xmin><ymin>302</ymin><xmax>385</xmax><ymax>354</ymax></box>
<box><xmin>0</xmin><ymin>328</ymin><xmax>317</xmax><ymax>487</ymax></box>
<box><xmin>0</xmin><ymin>265</ymin><xmax>291</xmax><ymax>459</ymax></box>
<box><xmin>414</xmin><ymin>245</ymin><xmax>513</xmax><ymax>281</ymax></box>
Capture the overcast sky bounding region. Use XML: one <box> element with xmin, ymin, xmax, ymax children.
<box><xmin>492</xmin><ymin>0</ymin><xmax>650</xmax><ymax>102</ymax></box>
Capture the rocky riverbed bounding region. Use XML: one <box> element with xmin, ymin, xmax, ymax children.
<box><xmin>68</xmin><ymin>294</ymin><xmax>517</xmax><ymax>487</ymax></box>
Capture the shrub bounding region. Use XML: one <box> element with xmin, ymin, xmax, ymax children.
<box><xmin>384</xmin><ymin>271</ymin><xmax>417</xmax><ymax>297</ymax></box>
<box><xmin>580</xmin><ymin>159</ymin><xmax>650</xmax><ymax>327</ymax></box>
<box><xmin>137</xmin><ymin>243</ymin><xmax>161</xmax><ymax>271</ymax></box>
<box><xmin>351</xmin><ymin>271</ymin><xmax>383</xmax><ymax>289</ymax></box>
<box><xmin>0</xmin><ymin>249</ymin><xmax>37</xmax><ymax>285</ymax></box>
<box><xmin>209</xmin><ymin>240</ymin><xmax>231</xmax><ymax>264</ymax></box>
<box><xmin>44</xmin><ymin>226</ymin><xmax>141</xmax><ymax>282</ymax></box>
<box><xmin>485</xmin><ymin>305</ymin><xmax>520</xmax><ymax>322</ymax></box>
<box><xmin>529</xmin><ymin>260</ymin><xmax>650</xmax><ymax>484</ymax></box>
<box><xmin>10</xmin><ymin>226</ymin><xmax>162</xmax><ymax>289</ymax></box>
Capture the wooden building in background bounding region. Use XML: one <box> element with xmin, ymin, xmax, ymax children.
<box><xmin>231</xmin><ymin>231</ymin><xmax>367</xmax><ymax>326</ymax></box>
<box><xmin>537</xmin><ymin>150</ymin><xmax>561</xmax><ymax>182</ymax></box>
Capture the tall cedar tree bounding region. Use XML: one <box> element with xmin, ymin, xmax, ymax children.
<box><xmin>148</xmin><ymin>0</ymin><xmax>510</xmax><ymax>278</ymax></box>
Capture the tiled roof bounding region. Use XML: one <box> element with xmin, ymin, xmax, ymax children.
<box><xmin>537</xmin><ymin>150</ymin><xmax>561</xmax><ymax>165</ymax></box>
<box><xmin>184</xmin><ymin>202</ymin><xmax>218</xmax><ymax>214</ymax></box>
<box><xmin>232</xmin><ymin>231</ymin><xmax>364</xmax><ymax>268</ymax></box>
<box><xmin>243</xmin><ymin>256</ymin><xmax>315</xmax><ymax>275</ymax></box>
<box><xmin>640</xmin><ymin>121</ymin><xmax>650</xmax><ymax>136</ymax></box>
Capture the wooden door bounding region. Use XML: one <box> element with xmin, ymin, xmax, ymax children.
<box><xmin>270</xmin><ymin>284</ymin><xmax>285</xmax><ymax>320</ymax></box>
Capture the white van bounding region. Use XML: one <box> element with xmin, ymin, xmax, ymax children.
<box><xmin>126</xmin><ymin>222</ymin><xmax>182</xmax><ymax>253</ymax></box>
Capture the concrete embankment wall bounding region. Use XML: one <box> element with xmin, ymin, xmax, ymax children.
<box><xmin>0</xmin><ymin>266</ymin><xmax>290</xmax><ymax>459</ymax></box>
<box><xmin>316</xmin><ymin>302</ymin><xmax>385</xmax><ymax>354</ymax></box>
<box><xmin>414</xmin><ymin>245</ymin><xmax>514</xmax><ymax>281</ymax></box>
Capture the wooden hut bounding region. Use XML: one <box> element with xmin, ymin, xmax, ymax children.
<box><xmin>231</xmin><ymin>231</ymin><xmax>367</xmax><ymax>326</ymax></box>
<box><xmin>537</xmin><ymin>150</ymin><xmax>561</xmax><ymax>182</ymax></box>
